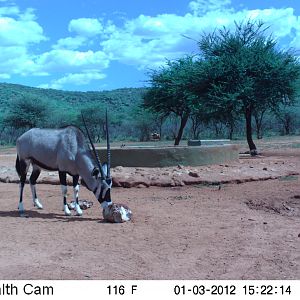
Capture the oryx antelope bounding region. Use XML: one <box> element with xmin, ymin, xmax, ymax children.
<box><xmin>15</xmin><ymin>114</ymin><xmax>113</xmax><ymax>216</ymax></box>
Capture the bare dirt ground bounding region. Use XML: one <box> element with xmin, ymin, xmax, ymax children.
<box><xmin>0</xmin><ymin>139</ymin><xmax>300</xmax><ymax>279</ymax></box>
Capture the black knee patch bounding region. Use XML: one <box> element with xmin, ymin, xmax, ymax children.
<box><xmin>29</xmin><ymin>169</ymin><xmax>41</xmax><ymax>185</ymax></box>
<box><xmin>18</xmin><ymin>159</ymin><xmax>28</xmax><ymax>183</ymax></box>
<box><xmin>59</xmin><ymin>171</ymin><xmax>67</xmax><ymax>186</ymax></box>
<box><xmin>73</xmin><ymin>175</ymin><xmax>79</xmax><ymax>187</ymax></box>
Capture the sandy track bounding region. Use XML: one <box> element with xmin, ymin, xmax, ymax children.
<box><xmin>0</xmin><ymin>177</ymin><xmax>299</xmax><ymax>279</ymax></box>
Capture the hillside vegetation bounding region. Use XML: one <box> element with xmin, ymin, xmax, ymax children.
<box><xmin>0</xmin><ymin>82</ymin><xmax>148</xmax><ymax>144</ymax></box>
<box><xmin>1</xmin><ymin>81</ymin><xmax>300</xmax><ymax>146</ymax></box>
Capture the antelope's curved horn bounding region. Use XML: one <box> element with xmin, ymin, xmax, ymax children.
<box><xmin>106</xmin><ymin>109</ymin><xmax>111</xmax><ymax>178</ymax></box>
<box><xmin>81</xmin><ymin>112</ymin><xmax>105</xmax><ymax>179</ymax></box>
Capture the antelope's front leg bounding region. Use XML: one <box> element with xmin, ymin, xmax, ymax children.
<box><xmin>59</xmin><ymin>171</ymin><xmax>71</xmax><ymax>216</ymax></box>
<box><xmin>73</xmin><ymin>175</ymin><xmax>82</xmax><ymax>216</ymax></box>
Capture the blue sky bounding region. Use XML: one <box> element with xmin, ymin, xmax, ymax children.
<box><xmin>0</xmin><ymin>0</ymin><xmax>300</xmax><ymax>91</ymax></box>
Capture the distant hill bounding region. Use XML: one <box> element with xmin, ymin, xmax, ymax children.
<box><xmin>0</xmin><ymin>82</ymin><xmax>147</xmax><ymax>114</ymax></box>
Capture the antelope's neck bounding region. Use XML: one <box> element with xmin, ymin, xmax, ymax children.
<box><xmin>76</xmin><ymin>151</ymin><xmax>97</xmax><ymax>191</ymax></box>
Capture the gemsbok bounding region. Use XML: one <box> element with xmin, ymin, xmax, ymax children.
<box><xmin>15</xmin><ymin>113</ymin><xmax>115</xmax><ymax>217</ymax></box>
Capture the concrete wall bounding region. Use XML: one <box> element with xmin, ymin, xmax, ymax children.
<box><xmin>97</xmin><ymin>144</ymin><xmax>240</xmax><ymax>167</ymax></box>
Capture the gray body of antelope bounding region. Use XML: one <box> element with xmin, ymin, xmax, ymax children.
<box><xmin>16</xmin><ymin>126</ymin><xmax>112</xmax><ymax>216</ymax></box>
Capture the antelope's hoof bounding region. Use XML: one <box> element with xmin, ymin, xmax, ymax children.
<box><xmin>34</xmin><ymin>199</ymin><xmax>43</xmax><ymax>209</ymax></box>
<box><xmin>18</xmin><ymin>203</ymin><xmax>24</xmax><ymax>213</ymax></box>
<box><xmin>64</xmin><ymin>205</ymin><xmax>71</xmax><ymax>216</ymax></box>
<box><xmin>75</xmin><ymin>206</ymin><xmax>83</xmax><ymax>216</ymax></box>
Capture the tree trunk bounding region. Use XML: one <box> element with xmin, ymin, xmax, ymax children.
<box><xmin>192</xmin><ymin>121</ymin><xmax>198</xmax><ymax>140</ymax></box>
<box><xmin>284</xmin><ymin>115</ymin><xmax>291</xmax><ymax>135</ymax></box>
<box><xmin>228</xmin><ymin>123</ymin><xmax>234</xmax><ymax>140</ymax></box>
<box><xmin>159</xmin><ymin>120</ymin><xmax>163</xmax><ymax>139</ymax></box>
<box><xmin>214</xmin><ymin>123</ymin><xmax>220</xmax><ymax>137</ymax></box>
<box><xmin>255</xmin><ymin>120</ymin><xmax>262</xmax><ymax>139</ymax></box>
<box><xmin>245</xmin><ymin>107</ymin><xmax>257</xmax><ymax>156</ymax></box>
<box><xmin>191</xmin><ymin>116</ymin><xmax>201</xmax><ymax>140</ymax></box>
<box><xmin>254</xmin><ymin>111</ymin><xmax>265</xmax><ymax>139</ymax></box>
<box><xmin>174</xmin><ymin>114</ymin><xmax>189</xmax><ymax>146</ymax></box>
<box><xmin>226</xmin><ymin>119</ymin><xmax>234</xmax><ymax>140</ymax></box>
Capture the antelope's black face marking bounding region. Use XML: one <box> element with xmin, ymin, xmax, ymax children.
<box><xmin>92</xmin><ymin>167</ymin><xmax>100</xmax><ymax>178</ymax></box>
<box><xmin>92</xmin><ymin>175</ymin><xmax>112</xmax><ymax>204</ymax></box>
<box><xmin>99</xmin><ymin>178</ymin><xmax>112</xmax><ymax>203</ymax></box>
<box><xmin>102</xmin><ymin>184</ymin><xmax>111</xmax><ymax>202</ymax></box>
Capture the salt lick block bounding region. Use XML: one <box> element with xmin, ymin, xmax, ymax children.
<box><xmin>103</xmin><ymin>203</ymin><xmax>132</xmax><ymax>223</ymax></box>
<box><xmin>97</xmin><ymin>145</ymin><xmax>239</xmax><ymax>167</ymax></box>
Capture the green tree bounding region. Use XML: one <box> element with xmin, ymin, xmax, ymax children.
<box><xmin>198</xmin><ymin>20</ymin><xmax>300</xmax><ymax>155</ymax></box>
<box><xmin>274</xmin><ymin>103</ymin><xmax>299</xmax><ymax>135</ymax></box>
<box><xmin>78</xmin><ymin>105</ymin><xmax>107</xmax><ymax>142</ymax></box>
<box><xmin>4</xmin><ymin>96</ymin><xmax>49</xmax><ymax>129</ymax></box>
<box><xmin>144</xmin><ymin>56</ymin><xmax>205</xmax><ymax>145</ymax></box>
<box><xmin>131</xmin><ymin>107</ymin><xmax>158</xmax><ymax>142</ymax></box>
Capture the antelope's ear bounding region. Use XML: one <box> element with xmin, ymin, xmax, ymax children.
<box><xmin>91</xmin><ymin>167</ymin><xmax>100</xmax><ymax>178</ymax></box>
<box><xmin>102</xmin><ymin>162</ymin><xmax>108</xmax><ymax>177</ymax></box>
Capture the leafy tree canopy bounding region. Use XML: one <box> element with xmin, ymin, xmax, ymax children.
<box><xmin>197</xmin><ymin>20</ymin><xmax>300</xmax><ymax>153</ymax></box>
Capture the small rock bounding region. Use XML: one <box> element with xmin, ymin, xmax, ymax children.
<box><xmin>135</xmin><ymin>168</ymin><xmax>144</xmax><ymax>171</ymax></box>
<box><xmin>114</xmin><ymin>166</ymin><xmax>124</xmax><ymax>172</ymax></box>
<box><xmin>263</xmin><ymin>167</ymin><xmax>268</xmax><ymax>171</ymax></box>
<box><xmin>249</xmin><ymin>166</ymin><xmax>254</xmax><ymax>168</ymax></box>
<box><xmin>112</xmin><ymin>177</ymin><xmax>122</xmax><ymax>187</ymax></box>
<box><xmin>122</xmin><ymin>182</ymin><xmax>133</xmax><ymax>188</ymax></box>
<box><xmin>263</xmin><ymin>222</ymin><xmax>267</xmax><ymax>225</ymax></box>
<box><xmin>177</xmin><ymin>164</ymin><xmax>184</xmax><ymax>169</ymax></box>
<box><xmin>173</xmin><ymin>179</ymin><xmax>185</xmax><ymax>186</ymax></box>
<box><xmin>103</xmin><ymin>203</ymin><xmax>132</xmax><ymax>223</ymax></box>
<box><xmin>136</xmin><ymin>183</ymin><xmax>148</xmax><ymax>188</ymax></box>
<box><xmin>188</xmin><ymin>171</ymin><xmax>199</xmax><ymax>178</ymax></box>
<box><xmin>298</xmin><ymin>233</ymin><xmax>300</xmax><ymax>238</ymax></box>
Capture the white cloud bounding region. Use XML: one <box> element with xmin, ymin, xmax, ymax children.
<box><xmin>0</xmin><ymin>5</ymin><xmax>20</xmax><ymax>16</ymax></box>
<box><xmin>35</xmin><ymin>49</ymin><xmax>110</xmax><ymax>73</ymax></box>
<box><xmin>68</xmin><ymin>18</ymin><xmax>103</xmax><ymax>37</ymax></box>
<box><xmin>0</xmin><ymin>16</ymin><xmax>46</xmax><ymax>46</ymax></box>
<box><xmin>189</xmin><ymin>0</ymin><xmax>232</xmax><ymax>15</ymax></box>
<box><xmin>100</xmin><ymin>4</ymin><xmax>300</xmax><ymax>70</ymax></box>
<box><xmin>101</xmin><ymin>14</ymin><xmax>202</xmax><ymax>69</ymax></box>
<box><xmin>2</xmin><ymin>0</ymin><xmax>300</xmax><ymax>90</ymax></box>
<box><xmin>0</xmin><ymin>46</ymin><xmax>38</xmax><ymax>76</ymax></box>
<box><xmin>39</xmin><ymin>71</ymin><xmax>106</xmax><ymax>89</ymax></box>
<box><xmin>0</xmin><ymin>73</ymin><xmax>10</xmax><ymax>79</ymax></box>
<box><xmin>52</xmin><ymin>36</ymin><xmax>87</xmax><ymax>50</ymax></box>
<box><xmin>0</xmin><ymin>4</ymin><xmax>47</xmax><ymax>78</ymax></box>
<box><xmin>245</xmin><ymin>8</ymin><xmax>298</xmax><ymax>39</ymax></box>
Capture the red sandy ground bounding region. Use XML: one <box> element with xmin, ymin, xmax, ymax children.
<box><xmin>0</xmin><ymin>143</ymin><xmax>299</xmax><ymax>279</ymax></box>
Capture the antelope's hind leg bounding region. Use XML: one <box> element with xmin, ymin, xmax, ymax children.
<box><xmin>16</xmin><ymin>157</ymin><xmax>29</xmax><ymax>214</ymax></box>
<box><xmin>30</xmin><ymin>164</ymin><xmax>43</xmax><ymax>209</ymax></box>
<box><xmin>73</xmin><ymin>175</ymin><xmax>82</xmax><ymax>216</ymax></box>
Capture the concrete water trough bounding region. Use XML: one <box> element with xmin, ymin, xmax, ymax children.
<box><xmin>97</xmin><ymin>143</ymin><xmax>240</xmax><ymax>167</ymax></box>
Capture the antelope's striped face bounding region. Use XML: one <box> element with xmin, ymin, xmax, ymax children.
<box><xmin>92</xmin><ymin>164</ymin><xmax>112</xmax><ymax>206</ymax></box>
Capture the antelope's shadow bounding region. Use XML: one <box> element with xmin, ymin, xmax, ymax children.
<box><xmin>0</xmin><ymin>210</ymin><xmax>107</xmax><ymax>223</ymax></box>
